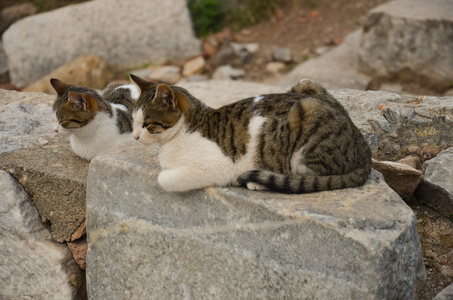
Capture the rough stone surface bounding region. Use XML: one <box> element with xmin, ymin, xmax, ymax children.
<box><xmin>3</xmin><ymin>0</ymin><xmax>201</xmax><ymax>87</ymax></box>
<box><xmin>372</xmin><ymin>159</ymin><xmax>423</xmax><ymax>200</ymax></box>
<box><xmin>67</xmin><ymin>237</ymin><xmax>88</xmax><ymax>270</ymax></box>
<box><xmin>397</xmin><ymin>154</ymin><xmax>422</xmax><ymax>169</ymax></box>
<box><xmin>0</xmin><ymin>90</ymin><xmax>55</xmax><ymax>154</ymax></box>
<box><xmin>0</xmin><ymin>143</ymin><xmax>89</xmax><ymax>243</ymax></box>
<box><xmin>0</xmin><ymin>170</ymin><xmax>86</xmax><ymax>299</ymax></box>
<box><xmin>330</xmin><ymin>90</ymin><xmax>453</xmax><ymax>161</ymax></box>
<box><xmin>358</xmin><ymin>0</ymin><xmax>453</xmax><ymax>91</ymax></box>
<box><xmin>434</xmin><ymin>283</ymin><xmax>453</xmax><ymax>300</ymax></box>
<box><xmin>278</xmin><ymin>30</ymin><xmax>371</xmax><ymax>90</ymax></box>
<box><xmin>414</xmin><ymin>147</ymin><xmax>453</xmax><ymax>218</ymax></box>
<box><xmin>23</xmin><ymin>54</ymin><xmax>122</xmax><ymax>94</ymax></box>
<box><xmin>86</xmin><ymin>141</ymin><xmax>425</xmax><ymax>299</ymax></box>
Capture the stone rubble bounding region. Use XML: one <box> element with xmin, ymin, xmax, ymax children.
<box><xmin>371</xmin><ymin>159</ymin><xmax>423</xmax><ymax>200</ymax></box>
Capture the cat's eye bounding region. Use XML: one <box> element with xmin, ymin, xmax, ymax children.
<box><xmin>150</xmin><ymin>122</ymin><xmax>171</xmax><ymax>129</ymax></box>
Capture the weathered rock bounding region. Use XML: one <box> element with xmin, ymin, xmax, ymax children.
<box><xmin>3</xmin><ymin>0</ymin><xmax>201</xmax><ymax>87</ymax></box>
<box><xmin>273</xmin><ymin>46</ymin><xmax>292</xmax><ymax>63</ymax></box>
<box><xmin>434</xmin><ymin>283</ymin><xmax>453</xmax><ymax>300</ymax></box>
<box><xmin>0</xmin><ymin>170</ymin><xmax>85</xmax><ymax>299</ymax></box>
<box><xmin>23</xmin><ymin>54</ymin><xmax>121</xmax><ymax>94</ymax></box>
<box><xmin>86</xmin><ymin>141</ymin><xmax>425</xmax><ymax>299</ymax></box>
<box><xmin>182</xmin><ymin>56</ymin><xmax>206</xmax><ymax>77</ymax></box>
<box><xmin>149</xmin><ymin>65</ymin><xmax>182</xmax><ymax>84</ymax></box>
<box><xmin>397</xmin><ymin>154</ymin><xmax>422</xmax><ymax>169</ymax></box>
<box><xmin>358</xmin><ymin>0</ymin><xmax>453</xmax><ymax>91</ymax></box>
<box><xmin>330</xmin><ymin>90</ymin><xmax>453</xmax><ymax>161</ymax></box>
<box><xmin>278</xmin><ymin>30</ymin><xmax>371</xmax><ymax>90</ymax></box>
<box><xmin>0</xmin><ymin>2</ymin><xmax>38</xmax><ymax>35</ymax></box>
<box><xmin>0</xmin><ymin>143</ymin><xmax>89</xmax><ymax>243</ymax></box>
<box><xmin>414</xmin><ymin>147</ymin><xmax>453</xmax><ymax>218</ymax></box>
<box><xmin>212</xmin><ymin>65</ymin><xmax>246</xmax><ymax>80</ymax></box>
<box><xmin>67</xmin><ymin>237</ymin><xmax>88</xmax><ymax>270</ymax></box>
<box><xmin>0</xmin><ymin>91</ymin><xmax>56</xmax><ymax>154</ymax></box>
<box><xmin>371</xmin><ymin>159</ymin><xmax>423</xmax><ymax>199</ymax></box>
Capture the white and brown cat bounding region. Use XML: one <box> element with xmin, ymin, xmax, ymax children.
<box><xmin>50</xmin><ymin>78</ymin><xmax>139</xmax><ymax>161</ymax></box>
<box><xmin>130</xmin><ymin>74</ymin><xmax>372</xmax><ymax>193</ymax></box>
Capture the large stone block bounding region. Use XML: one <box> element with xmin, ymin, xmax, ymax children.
<box><xmin>86</xmin><ymin>141</ymin><xmax>425</xmax><ymax>299</ymax></box>
<box><xmin>358</xmin><ymin>0</ymin><xmax>453</xmax><ymax>90</ymax></box>
<box><xmin>0</xmin><ymin>170</ymin><xmax>85</xmax><ymax>299</ymax></box>
<box><xmin>3</xmin><ymin>0</ymin><xmax>201</xmax><ymax>87</ymax></box>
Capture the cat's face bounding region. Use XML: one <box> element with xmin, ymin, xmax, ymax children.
<box><xmin>50</xmin><ymin>78</ymin><xmax>101</xmax><ymax>133</ymax></box>
<box><xmin>130</xmin><ymin>75</ymin><xmax>184</xmax><ymax>144</ymax></box>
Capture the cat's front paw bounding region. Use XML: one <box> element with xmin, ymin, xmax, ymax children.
<box><xmin>246</xmin><ymin>182</ymin><xmax>268</xmax><ymax>191</ymax></box>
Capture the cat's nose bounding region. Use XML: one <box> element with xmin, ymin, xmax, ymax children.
<box><xmin>54</xmin><ymin>129</ymin><xmax>59</xmax><ymax>133</ymax></box>
<box><xmin>134</xmin><ymin>135</ymin><xmax>139</xmax><ymax>140</ymax></box>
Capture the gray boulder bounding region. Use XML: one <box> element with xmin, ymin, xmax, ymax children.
<box><xmin>3</xmin><ymin>0</ymin><xmax>201</xmax><ymax>87</ymax></box>
<box><xmin>415</xmin><ymin>147</ymin><xmax>453</xmax><ymax>218</ymax></box>
<box><xmin>358</xmin><ymin>0</ymin><xmax>453</xmax><ymax>91</ymax></box>
<box><xmin>278</xmin><ymin>30</ymin><xmax>371</xmax><ymax>90</ymax></box>
<box><xmin>86</xmin><ymin>141</ymin><xmax>425</xmax><ymax>299</ymax></box>
<box><xmin>0</xmin><ymin>170</ymin><xmax>85</xmax><ymax>299</ymax></box>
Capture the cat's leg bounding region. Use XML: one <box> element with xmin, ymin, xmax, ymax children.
<box><xmin>158</xmin><ymin>167</ymin><xmax>222</xmax><ymax>192</ymax></box>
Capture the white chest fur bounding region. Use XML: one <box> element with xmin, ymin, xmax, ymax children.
<box><xmin>157</xmin><ymin>115</ymin><xmax>267</xmax><ymax>192</ymax></box>
<box><xmin>67</xmin><ymin>104</ymin><xmax>132</xmax><ymax>160</ymax></box>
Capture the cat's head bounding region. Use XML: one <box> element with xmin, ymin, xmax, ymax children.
<box><xmin>50</xmin><ymin>78</ymin><xmax>103</xmax><ymax>133</ymax></box>
<box><xmin>130</xmin><ymin>74</ymin><xmax>189</xmax><ymax>143</ymax></box>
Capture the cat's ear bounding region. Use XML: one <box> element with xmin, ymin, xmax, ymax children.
<box><xmin>154</xmin><ymin>84</ymin><xmax>176</xmax><ymax>110</ymax></box>
<box><xmin>50</xmin><ymin>78</ymin><xmax>70</xmax><ymax>95</ymax></box>
<box><xmin>67</xmin><ymin>91</ymin><xmax>89</xmax><ymax>111</ymax></box>
<box><xmin>130</xmin><ymin>74</ymin><xmax>156</xmax><ymax>93</ymax></box>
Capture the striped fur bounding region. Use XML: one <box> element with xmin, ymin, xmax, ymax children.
<box><xmin>50</xmin><ymin>78</ymin><xmax>139</xmax><ymax>160</ymax></box>
<box><xmin>131</xmin><ymin>75</ymin><xmax>371</xmax><ymax>193</ymax></box>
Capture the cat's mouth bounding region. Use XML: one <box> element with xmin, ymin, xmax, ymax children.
<box><xmin>59</xmin><ymin>120</ymin><xmax>86</xmax><ymax>129</ymax></box>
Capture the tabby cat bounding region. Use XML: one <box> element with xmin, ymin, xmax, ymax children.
<box><xmin>130</xmin><ymin>74</ymin><xmax>371</xmax><ymax>193</ymax></box>
<box><xmin>50</xmin><ymin>78</ymin><xmax>139</xmax><ymax>160</ymax></box>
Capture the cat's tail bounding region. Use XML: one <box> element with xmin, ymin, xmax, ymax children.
<box><xmin>237</xmin><ymin>163</ymin><xmax>371</xmax><ymax>194</ymax></box>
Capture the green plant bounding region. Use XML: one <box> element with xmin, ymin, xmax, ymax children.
<box><xmin>227</xmin><ymin>0</ymin><xmax>280</xmax><ymax>30</ymax></box>
<box><xmin>188</xmin><ymin>0</ymin><xmax>225</xmax><ymax>37</ymax></box>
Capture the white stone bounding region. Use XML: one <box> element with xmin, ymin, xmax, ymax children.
<box><xmin>3</xmin><ymin>0</ymin><xmax>201</xmax><ymax>87</ymax></box>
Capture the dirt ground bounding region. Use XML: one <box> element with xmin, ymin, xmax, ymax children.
<box><xmin>2</xmin><ymin>0</ymin><xmax>452</xmax><ymax>298</ymax></box>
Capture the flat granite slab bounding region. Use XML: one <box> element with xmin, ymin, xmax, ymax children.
<box><xmin>86</xmin><ymin>141</ymin><xmax>425</xmax><ymax>299</ymax></box>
